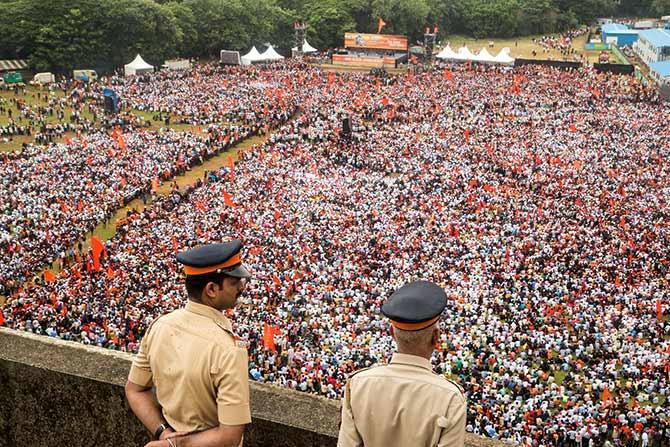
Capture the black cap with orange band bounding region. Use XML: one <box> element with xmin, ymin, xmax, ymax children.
<box><xmin>176</xmin><ymin>240</ymin><xmax>251</xmax><ymax>278</ymax></box>
<box><xmin>381</xmin><ymin>280</ymin><xmax>446</xmax><ymax>331</ymax></box>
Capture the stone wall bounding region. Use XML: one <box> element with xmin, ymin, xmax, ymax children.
<box><xmin>0</xmin><ymin>328</ymin><xmax>504</xmax><ymax>447</ymax></box>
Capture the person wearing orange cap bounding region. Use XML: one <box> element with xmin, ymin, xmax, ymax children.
<box><xmin>338</xmin><ymin>280</ymin><xmax>467</xmax><ymax>447</ymax></box>
<box><xmin>125</xmin><ymin>240</ymin><xmax>252</xmax><ymax>447</ymax></box>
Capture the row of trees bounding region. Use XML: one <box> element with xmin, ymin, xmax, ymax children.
<box><xmin>0</xmin><ymin>0</ymin><xmax>669</xmax><ymax>72</ymax></box>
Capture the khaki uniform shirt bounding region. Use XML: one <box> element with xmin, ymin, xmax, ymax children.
<box><xmin>338</xmin><ymin>353</ymin><xmax>467</xmax><ymax>447</ymax></box>
<box><xmin>128</xmin><ymin>301</ymin><xmax>251</xmax><ymax>434</ymax></box>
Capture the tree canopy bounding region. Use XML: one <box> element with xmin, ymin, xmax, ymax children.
<box><xmin>0</xmin><ymin>0</ymin><xmax>667</xmax><ymax>71</ymax></box>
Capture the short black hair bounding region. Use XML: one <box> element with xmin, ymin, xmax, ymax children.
<box><xmin>184</xmin><ymin>272</ymin><xmax>226</xmax><ymax>301</ymax></box>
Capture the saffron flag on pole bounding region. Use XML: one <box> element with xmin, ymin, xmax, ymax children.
<box><xmin>602</xmin><ymin>386</ymin><xmax>613</xmax><ymax>403</ymax></box>
<box><xmin>44</xmin><ymin>270</ymin><xmax>56</xmax><ymax>282</ymax></box>
<box><xmin>377</xmin><ymin>17</ymin><xmax>386</xmax><ymax>34</ymax></box>
<box><xmin>91</xmin><ymin>236</ymin><xmax>104</xmax><ymax>272</ymax></box>
<box><xmin>222</xmin><ymin>190</ymin><xmax>235</xmax><ymax>207</ymax></box>
<box><xmin>263</xmin><ymin>323</ymin><xmax>276</xmax><ymax>352</ymax></box>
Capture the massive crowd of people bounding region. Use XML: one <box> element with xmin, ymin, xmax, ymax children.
<box><xmin>1</xmin><ymin>61</ymin><xmax>668</xmax><ymax>446</ymax></box>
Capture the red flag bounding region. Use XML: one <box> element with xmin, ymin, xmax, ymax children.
<box><xmin>0</xmin><ymin>310</ymin><xmax>4</xmax><ymax>326</ymax></box>
<box><xmin>443</xmin><ymin>69</ymin><xmax>454</xmax><ymax>81</ymax></box>
<box><xmin>272</xmin><ymin>274</ymin><xmax>281</xmax><ymax>285</ymax></box>
<box><xmin>377</xmin><ymin>17</ymin><xmax>386</xmax><ymax>34</ymax></box>
<box><xmin>222</xmin><ymin>190</ymin><xmax>235</xmax><ymax>207</ymax></box>
<box><xmin>91</xmin><ymin>236</ymin><xmax>104</xmax><ymax>272</ymax></box>
<box><xmin>65</xmin><ymin>136</ymin><xmax>72</xmax><ymax>145</ymax></box>
<box><xmin>44</xmin><ymin>270</ymin><xmax>56</xmax><ymax>282</ymax></box>
<box><xmin>273</xmin><ymin>211</ymin><xmax>281</xmax><ymax>220</ymax></box>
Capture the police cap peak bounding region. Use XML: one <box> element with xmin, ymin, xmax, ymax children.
<box><xmin>381</xmin><ymin>280</ymin><xmax>446</xmax><ymax>330</ymax></box>
<box><xmin>176</xmin><ymin>240</ymin><xmax>251</xmax><ymax>278</ymax></box>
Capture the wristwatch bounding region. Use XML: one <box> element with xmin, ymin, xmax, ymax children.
<box><xmin>154</xmin><ymin>422</ymin><xmax>172</xmax><ymax>440</ymax></box>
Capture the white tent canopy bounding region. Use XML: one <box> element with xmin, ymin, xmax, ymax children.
<box><xmin>292</xmin><ymin>40</ymin><xmax>318</xmax><ymax>53</ymax></box>
<box><xmin>124</xmin><ymin>54</ymin><xmax>154</xmax><ymax>76</ymax></box>
<box><xmin>259</xmin><ymin>45</ymin><xmax>284</xmax><ymax>61</ymax></box>
<box><xmin>436</xmin><ymin>45</ymin><xmax>458</xmax><ymax>60</ymax></box>
<box><xmin>241</xmin><ymin>46</ymin><xmax>263</xmax><ymax>65</ymax></box>
<box><xmin>455</xmin><ymin>46</ymin><xmax>475</xmax><ymax>60</ymax></box>
<box><xmin>473</xmin><ymin>48</ymin><xmax>496</xmax><ymax>63</ymax></box>
<box><xmin>436</xmin><ymin>44</ymin><xmax>515</xmax><ymax>65</ymax></box>
<box><xmin>495</xmin><ymin>48</ymin><xmax>515</xmax><ymax>65</ymax></box>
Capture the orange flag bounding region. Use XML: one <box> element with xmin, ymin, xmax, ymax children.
<box><xmin>44</xmin><ymin>270</ymin><xmax>56</xmax><ymax>282</ymax></box>
<box><xmin>91</xmin><ymin>236</ymin><xmax>104</xmax><ymax>272</ymax></box>
<box><xmin>443</xmin><ymin>69</ymin><xmax>454</xmax><ymax>81</ymax></box>
<box><xmin>657</xmin><ymin>299</ymin><xmax>663</xmax><ymax>321</ymax></box>
<box><xmin>171</xmin><ymin>236</ymin><xmax>179</xmax><ymax>252</ymax></box>
<box><xmin>602</xmin><ymin>386</ymin><xmax>613</xmax><ymax>403</ymax></box>
<box><xmin>107</xmin><ymin>266</ymin><xmax>115</xmax><ymax>279</ymax></box>
<box><xmin>377</xmin><ymin>17</ymin><xmax>386</xmax><ymax>34</ymax></box>
<box><xmin>227</xmin><ymin>156</ymin><xmax>235</xmax><ymax>180</ymax></box>
<box><xmin>222</xmin><ymin>190</ymin><xmax>235</xmax><ymax>207</ymax></box>
<box><xmin>263</xmin><ymin>323</ymin><xmax>276</xmax><ymax>352</ymax></box>
<box><xmin>118</xmin><ymin>134</ymin><xmax>126</xmax><ymax>149</ymax></box>
<box><xmin>152</xmin><ymin>177</ymin><xmax>160</xmax><ymax>192</ymax></box>
<box><xmin>65</xmin><ymin>136</ymin><xmax>72</xmax><ymax>145</ymax></box>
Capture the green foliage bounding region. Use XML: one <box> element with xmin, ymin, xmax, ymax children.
<box><xmin>0</xmin><ymin>0</ymin><xmax>664</xmax><ymax>71</ymax></box>
<box><xmin>651</xmin><ymin>0</ymin><xmax>670</xmax><ymax>15</ymax></box>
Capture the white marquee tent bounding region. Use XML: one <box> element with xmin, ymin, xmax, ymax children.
<box><xmin>436</xmin><ymin>45</ymin><xmax>458</xmax><ymax>60</ymax></box>
<box><xmin>291</xmin><ymin>40</ymin><xmax>318</xmax><ymax>53</ymax></box>
<box><xmin>494</xmin><ymin>47</ymin><xmax>515</xmax><ymax>65</ymax></box>
<box><xmin>259</xmin><ymin>45</ymin><xmax>284</xmax><ymax>61</ymax></box>
<box><xmin>473</xmin><ymin>48</ymin><xmax>496</xmax><ymax>63</ymax></box>
<box><xmin>241</xmin><ymin>46</ymin><xmax>263</xmax><ymax>65</ymax></box>
<box><xmin>436</xmin><ymin>45</ymin><xmax>515</xmax><ymax>65</ymax></box>
<box><xmin>456</xmin><ymin>46</ymin><xmax>476</xmax><ymax>60</ymax></box>
<box><xmin>124</xmin><ymin>54</ymin><xmax>154</xmax><ymax>76</ymax></box>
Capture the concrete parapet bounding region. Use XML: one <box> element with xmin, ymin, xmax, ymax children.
<box><xmin>0</xmin><ymin>327</ymin><xmax>505</xmax><ymax>447</ymax></box>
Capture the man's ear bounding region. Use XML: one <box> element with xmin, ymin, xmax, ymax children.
<box><xmin>204</xmin><ymin>281</ymin><xmax>218</xmax><ymax>299</ymax></box>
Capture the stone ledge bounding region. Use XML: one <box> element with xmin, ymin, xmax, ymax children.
<box><xmin>0</xmin><ymin>327</ymin><xmax>505</xmax><ymax>447</ymax></box>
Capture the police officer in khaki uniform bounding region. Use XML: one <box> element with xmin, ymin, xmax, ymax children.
<box><xmin>125</xmin><ymin>240</ymin><xmax>252</xmax><ymax>447</ymax></box>
<box><xmin>338</xmin><ymin>280</ymin><xmax>467</xmax><ymax>447</ymax></box>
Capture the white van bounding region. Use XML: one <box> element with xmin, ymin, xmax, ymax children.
<box><xmin>32</xmin><ymin>72</ymin><xmax>56</xmax><ymax>84</ymax></box>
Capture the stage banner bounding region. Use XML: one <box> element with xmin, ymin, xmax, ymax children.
<box><xmin>344</xmin><ymin>33</ymin><xmax>408</xmax><ymax>51</ymax></box>
<box><xmin>333</xmin><ymin>54</ymin><xmax>398</xmax><ymax>67</ymax></box>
